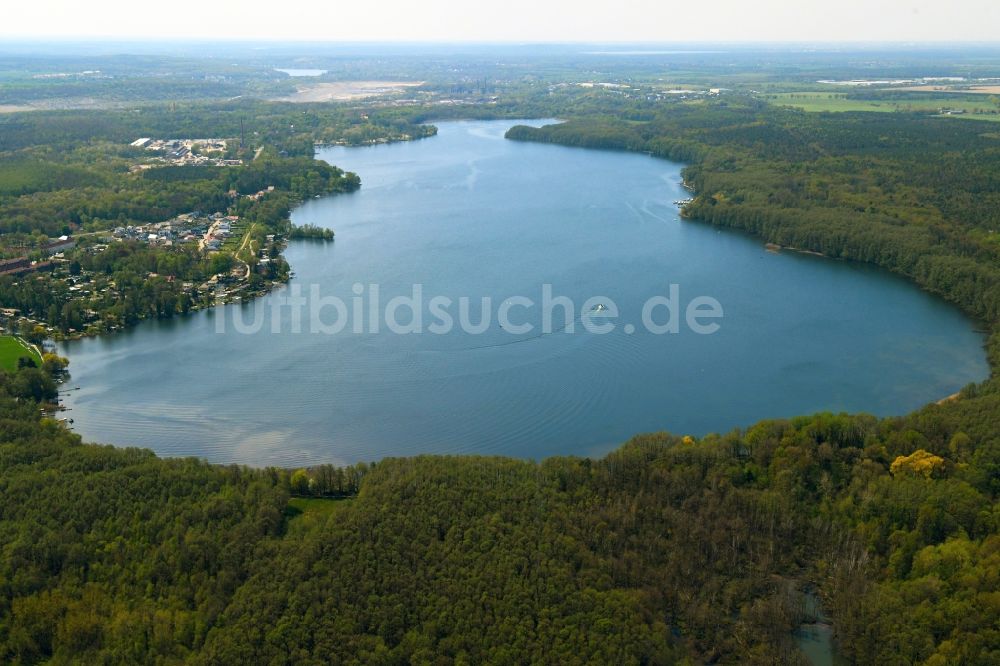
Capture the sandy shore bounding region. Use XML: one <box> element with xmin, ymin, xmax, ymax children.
<box><xmin>764</xmin><ymin>242</ymin><xmax>828</xmax><ymax>258</ymax></box>
<box><xmin>936</xmin><ymin>392</ymin><xmax>961</xmax><ymax>405</ymax></box>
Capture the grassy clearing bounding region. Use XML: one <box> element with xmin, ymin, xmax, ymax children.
<box><xmin>766</xmin><ymin>92</ymin><xmax>900</xmax><ymax>112</ymax></box>
<box><xmin>0</xmin><ymin>335</ymin><xmax>43</xmax><ymax>372</ymax></box>
<box><xmin>287</xmin><ymin>497</ymin><xmax>352</xmax><ymax>520</ymax></box>
<box><xmin>285</xmin><ymin>496</ymin><xmax>353</xmax><ymax>534</ymax></box>
<box><xmin>287</xmin><ymin>496</ymin><xmax>350</xmax><ymax>515</ymax></box>
<box><xmin>765</xmin><ymin>92</ymin><xmax>1000</xmax><ymax>120</ymax></box>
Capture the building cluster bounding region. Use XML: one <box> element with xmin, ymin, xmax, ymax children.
<box><xmin>201</xmin><ymin>216</ymin><xmax>241</xmax><ymax>252</ymax></box>
<box><xmin>111</xmin><ymin>212</ymin><xmax>239</xmax><ymax>251</ymax></box>
<box><xmin>130</xmin><ymin>138</ymin><xmax>243</xmax><ymax>167</ymax></box>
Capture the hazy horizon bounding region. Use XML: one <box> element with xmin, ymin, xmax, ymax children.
<box><xmin>4</xmin><ymin>1</ymin><xmax>1000</xmax><ymax>43</ymax></box>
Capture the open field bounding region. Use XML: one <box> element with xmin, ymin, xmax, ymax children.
<box><xmin>273</xmin><ymin>80</ymin><xmax>424</xmax><ymax>103</ymax></box>
<box><xmin>285</xmin><ymin>497</ymin><xmax>353</xmax><ymax>535</ymax></box>
<box><xmin>766</xmin><ymin>92</ymin><xmax>1000</xmax><ymax>119</ymax></box>
<box><xmin>0</xmin><ymin>335</ymin><xmax>43</xmax><ymax>372</ymax></box>
<box><xmin>0</xmin><ymin>98</ymin><xmax>140</xmax><ymax>114</ymax></box>
<box><xmin>766</xmin><ymin>93</ymin><xmax>901</xmax><ymax>112</ymax></box>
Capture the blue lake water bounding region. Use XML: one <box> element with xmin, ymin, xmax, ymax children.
<box><xmin>61</xmin><ymin>120</ymin><xmax>989</xmax><ymax>467</ymax></box>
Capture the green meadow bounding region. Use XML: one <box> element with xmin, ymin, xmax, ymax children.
<box><xmin>766</xmin><ymin>91</ymin><xmax>1000</xmax><ymax>119</ymax></box>
<box><xmin>0</xmin><ymin>335</ymin><xmax>43</xmax><ymax>372</ymax></box>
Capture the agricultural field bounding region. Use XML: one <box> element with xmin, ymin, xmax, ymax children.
<box><xmin>765</xmin><ymin>91</ymin><xmax>1000</xmax><ymax>120</ymax></box>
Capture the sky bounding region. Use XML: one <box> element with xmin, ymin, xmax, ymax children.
<box><xmin>3</xmin><ymin>0</ymin><xmax>1000</xmax><ymax>43</ymax></box>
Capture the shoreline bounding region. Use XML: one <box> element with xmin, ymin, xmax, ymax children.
<box><xmin>764</xmin><ymin>241</ymin><xmax>830</xmax><ymax>258</ymax></box>
<box><xmin>936</xmin><ymin>391</ymin><xmax>962</xmax><ymax>405</ymax></box>
<box><xmin>54</xmin><ymin>120</ymin><xmax>992</xmax><ymax>464</ymax></box>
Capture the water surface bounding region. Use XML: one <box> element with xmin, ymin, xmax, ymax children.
<box><xmin>61</xmin><ymin>120</ymin><xmax>989</xmax><ymax>466</ymax></box>
<box><xmin>275</xmin><ymin>68</ymin><xmax>328</xmax><ymax>77</ymax></box>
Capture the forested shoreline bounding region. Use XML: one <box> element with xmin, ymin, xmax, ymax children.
<box><xmin>0</xmin><ymin>102</ymin><xmax>426</xmax><ymax>337</ymax></box>
<box><xmin>505</xmin><ymin>101</ymin><xmax>1000</xmax><ymax>364</ymax></box>
<box><xmin>503</xmin><ymin>100</ymin><xmax>1000</xmax><ymax>663</ymax></box>
<box><xmin>2</xmin><ymin>359</ymin><xmax>997</xmax><ymax>663</ymax></box>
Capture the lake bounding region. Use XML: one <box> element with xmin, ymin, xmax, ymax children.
<box><xmin>61</xmin><ymin>120</ymin><xmax>989</xmax><ymax>467</ymax></box>
<box><xmin>275</xmin><ymin>68</ymin><xmax>328</xmax><ymax>77</ymax></box>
